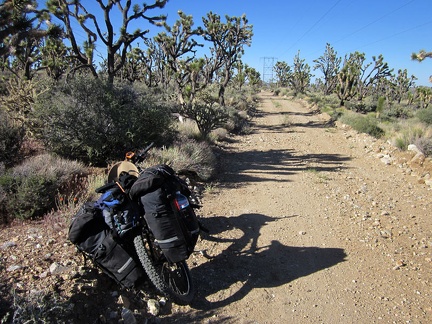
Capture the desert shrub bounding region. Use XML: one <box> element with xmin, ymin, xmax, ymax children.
<box><xmin>311</xmin><ymin>94</ymin><xmax>344</xmax><ymax>123</ymax></box>
<box><xmin>0</xmin><ymin>111</ymin><xmax>25</xmax><ymax>167</ymax></box>
<box><xmin>326</xmin><ymin>107</ymin><xmax>344</xmax><ymax>122</ymax></box>
<box><xmin>281</xmin><ymin>115</ymin><xmax>293</xmax><ymax>127</ymax></box>
<box><xmin>381</xmin><ymin>102</ymin><xmax>413</xmax><ymax>120</ymax></box>
<box><xmin>279</xmin><ymin>88</ymin><xmax>293</xmax><ymax>97</ymax></box>
<box><xmin>43</xmin><ymin>170</ymin><xmax>106</xmax><ymax>231</ymax></box>
<box><xmin>234</xmin><ymin>99</ymin><xmax>248</xmax><ymax>111</ymax></box>
<box><xmin>141</xmin><ymin>139</ymin><xmax>216</xmax><ymax>180</ymax></box>
<box><xmin>307</xmin><ymin>94</ymin><xmax>321</xmax><ymax>106</ymax></box>
<box><xmin>393</xmin><ymin>126</ymin><xmax>424</xmax><ymax>151</ymax></box>
<box><xmin>225</xmin><ymin>86</ymin><xmax>258</xmax><ymax>115</ymax></box>
<box><xmin>394</xmin><ymin>138</ymin><xmax>406</xmax><ymax>151</ymax></box>
<box><xmin>324</xmin><ymin>94</ymin><xmax>341</xmax><ymax>107</ymax></box>
<box><xmin>223</xmin><ymin>107</ymin><xmax>250</xmax><ymax>135</ymax></box>
<box><xmin>307</xmin><ymin>93</ymin><xmax>340</xmax><ymax>114</ymax></box>
<box><xmin>182</xmin><ymin>103</ymin><xmax>229</xmax><ymax>139</ymax></box>
<box><xmin>6</xmin><ymin>289</ymin><xmax>72</xmax><ymax>324</ymax></box>
<box><xmin>0</xmin><ymin>173</ymin><xmax>57</xmax><ymax>220</ymax></box>
<box><xmin>340</xmin><ymin>112</ymin><xmax>385</xmax><ymax>138</ymax></box>
<box><xmin>209</xmin><ymin>127</ymin><xmax>229</xmax><ymax>142</ymax></box>
<box><xmin>306</xmin><ymin>92</ymin><xmax>327</xmax><ymax>107</ymax></box>
<box><xmin>417</xmin><ymin>107</ymin><xmax>432</xmax><ymax>125</ymax></box>
<box><xmin>0</xmin><ymin>166</ymin><xmax>6</xmax><ymax>224</ymax></box>
<box><xmin>344</xmin><ymin>97</ymin><xmax>376</xmax><ymax>113</ymax></box>
<box><xmin>176</xmin><ymin>119</ymin><xmax>201</xmax><ymax>140</ymax></box>
<box><xmin>0</xmin><ymin>154</ymin><xmax>87</xmax><ymax>221</ymax></box>
<box><xmin>32</xmin><ymin>77</ymin><xmax>174</xmax><ymax>165</ymax></box>
<box><xmin>414</xmin><ymin>136</ymin><xmax>432</xmax><ymax>157</ymax></box>
<box><xmin>0</xmin><ymin>77</ymin><xmax>40</xmax><ymax>130</ymax></box>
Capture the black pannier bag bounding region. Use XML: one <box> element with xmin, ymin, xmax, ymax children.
<box><xmin>68</xmin><ymin>202</ymin><xmax>144</xmax><ymax>289</ymax></box>
<box><xmin>129</xmin><ymin>164</ymin><xmax>200</xmax><ymax>263</ymax></box>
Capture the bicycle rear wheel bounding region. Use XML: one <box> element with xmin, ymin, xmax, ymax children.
<box><xmin>133</xmin><ymin>234</ymin><xmax>195</xmax><ymax>305</ymax></box>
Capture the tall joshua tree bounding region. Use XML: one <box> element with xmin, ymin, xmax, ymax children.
<box><xmin>203</xmin><ymin>12</ymin><xmax>253</xmax><ymax>106</ymax></box>
<box><xmin>313</xmin><ymin>43</ymin><xmax>341</xmax><ymax>95</ymax></box>
<box><xmin>47</xmin><ymin>0</ymin><xmax>168</xmax><ymax>83</ymax></box>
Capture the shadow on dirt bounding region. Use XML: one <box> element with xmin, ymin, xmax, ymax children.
<box><xmin>218</xmin><ymin>148</ymin><xmax>350</xmax><ymax>187</ymax></box>
<box><xmin>189</xmin><ymin>213</ymin><xmax>347</xmax><ymax>311</ymax></box>
<box><xmin>252</xmin><ymin>107</ymin><xmax>335</xmax><ymax>131</ymax></box>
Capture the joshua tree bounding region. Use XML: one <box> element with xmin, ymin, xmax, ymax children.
<box><xmin>412</xmin><ymin>49</ymin><xmax>432</xmax><ymax>82</ymax></box>
<box><xmin>274</xmin><ymin>61</ymin><xmax>291</xmax><ymax>87</ymax></box>
<box><xmin>289</xmin><ymin>51</ymin><xmax>312</xmax><ymax>95</ymax></box>
<box><xmin>356</xmin><ymin>54</ymin><xmax>393</xmax><ymax>101</ymax></box>
<box><xmin>46</xmin><ymin>0</ymin><xmax>168</xmax><ymax>83</ymax></box>
<box><xmin>154</xmin><ymin>10</ymin><xmax>204</xmax><ymax>106</ymax></box>
<box><xmin>313</xmin><ymin>43</ymin><xmax>341</xmax><ymax>95</ymax></box>
<box><xmin>1</xmin><ymin>0</ymin><xmax>62</xmax><ymax>80</ymax></box>
<box><xmin>203</xmin><ymin>12</ymin><xmax>253</xmax><ymax>106</ymax></box>
<box><xmin>336</xmin><ymin>52</ymin><xmax>363</xmax><ymax>106</ymax></box>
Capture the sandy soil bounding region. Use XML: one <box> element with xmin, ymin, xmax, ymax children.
<box><xmin>1</xmin><ymin>91</ymin><xmax>431</xmax><ymax>323</ymax></box>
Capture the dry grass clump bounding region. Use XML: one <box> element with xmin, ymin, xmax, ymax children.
<box><xmin>139</xmin><ymin>139</ymin><xmax>216</xmax><ymax>181</ymax></box>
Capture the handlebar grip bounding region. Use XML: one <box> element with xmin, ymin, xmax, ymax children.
<box><xmin>125</xmin><ymin>151</ymin><xmax>135</xmax><ymax>161</ymax></box>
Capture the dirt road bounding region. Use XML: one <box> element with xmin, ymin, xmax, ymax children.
<box><xmin>176</xmin><ymin>91</ymin><xmax>432</xmax><ymax>323</ymax></box>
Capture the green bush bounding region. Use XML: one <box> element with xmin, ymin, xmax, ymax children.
<box><xmin>32</xmin><ymin>77</ymin><xmax>174</xmax><ymax>165</ymax></box>
<box><xmin>340</xmin><ymin>113</ymin><xmax>385</xmax><ymax>138</ymax></box>
<box><xmin>381</xmin><ymin>103</ymin><xmax>413</xmax><ymax>121</ymax></box>
<box><xmin>394</xmin><ymin>137</ymin><xmax>406</xmax><ymax>151</ymax></box>
<box><xmin>182</xmin><ymin>103</ymin><xmax>229</xmax><ymax>139</ymax></box>
<box><xmin>0</xmin><ymin>154</ymin><xmax>87</xmax><ymax>221</ymax></box>
<box><xmin>344</xmin><ymin>100</ymin><xmax>374</xmax><ymax>113</ymax></box>
<box><xmin>376</xmin><ymin>96</ymin><xmax>385</xmax><ymax>117</ymax></box>
<box><xmin>417</xmin><ymin>108</ymin><xmax>432</xmax><ymax>125</ymax></box>
<box><xmin>306</xmin><ymin>92</ymin><xmax>338</xmax><ymax>108</ymax></box>
<box><xmin>1</xmin><ymin>173</ymin><xmax>57</xmax><ymax>220</ymax></box>
<box><xmin>0</xmin><ymin>110</ymin><xmax>25</xmax><ymax>167</ymax></box>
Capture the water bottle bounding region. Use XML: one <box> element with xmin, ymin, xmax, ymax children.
<box><xmin>121</xmin><ymin>307</ymin><xmax>137</xmax><ymax>324</ymax></box>
<box><xmin>174</xmin><ymin>191</ymin><xmax>189</xmax><ymax>210</ymax></box>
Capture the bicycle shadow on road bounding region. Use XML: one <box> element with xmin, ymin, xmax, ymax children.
<box><xmin>217</xmin><ymin>148</ymin><xmax>350</xmax><ymax>188</ymax></box>
<box><xmin>190</xmin><ymin>213</ymin><xmax>347</xmax><ymax>310</ymax></box>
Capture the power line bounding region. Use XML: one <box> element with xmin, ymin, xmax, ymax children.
<box><xmin>260</xmin><ymin>57</ymin><xmax>277</xmax><ymax>83</ymax></box>
<box><xmin>332</xmin><ymin>0</ymin><xmax>417</xmax><ymax>47</ymax></box>
<box><xmin>353</xmin><ymin>19</ymin><xmax>432</xmax><ymax>52</ymax></box>
<box><xmin>307</xmin><ymin>0</ymin><xmax>420</xmax><ymax>58</ymax></box>
<box><xmin>283</xmin><ymin>0</ymin><xmax>343</xmax><ymax>56</ymax></box>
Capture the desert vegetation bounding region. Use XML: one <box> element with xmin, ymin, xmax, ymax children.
<box><xmin>0</xmin><ymin>0</ymin><xmax>259</xmax><ymax>226</ymax></box>
<box><xmin>272</xmin><ymin>43</ymin><xmax>432</xmax><ymax>156</ymax></box>
<box><xmin>0</xmin><ymin>0</ymin><xmax>431</xmax><ymax>321</ymax></box>
<box><xmin>1</xmin><ymin>0</ymin><xmax>431</xmax><ymax>225</ymax></box>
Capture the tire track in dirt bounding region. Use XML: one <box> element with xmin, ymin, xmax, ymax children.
<box><xmin>174</xmin><ymin>91</ymin><xmax>432</xmax><ymax>324</ymax></box>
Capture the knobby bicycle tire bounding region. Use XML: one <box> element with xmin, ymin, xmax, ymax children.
<box><xmin>133</xmin><ymin>234</ymin><xmax>195</xmax><ymax>305</ymax></box>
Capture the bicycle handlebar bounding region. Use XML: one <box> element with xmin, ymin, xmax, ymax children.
<box><xmin>125</xmin><ymin>142</ymin><xmax>155</xmax><ymax>164</ymax></box>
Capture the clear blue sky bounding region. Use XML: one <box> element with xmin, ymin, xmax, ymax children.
<box><xmin>160</xmin><ymin>0</ymin><xmax>432</xmax><ymax>86</ymax></box>
<box><xmin>81</xmin><ymin>0</ymin><xmax>432</xmax><ymax>86</ymax></box>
